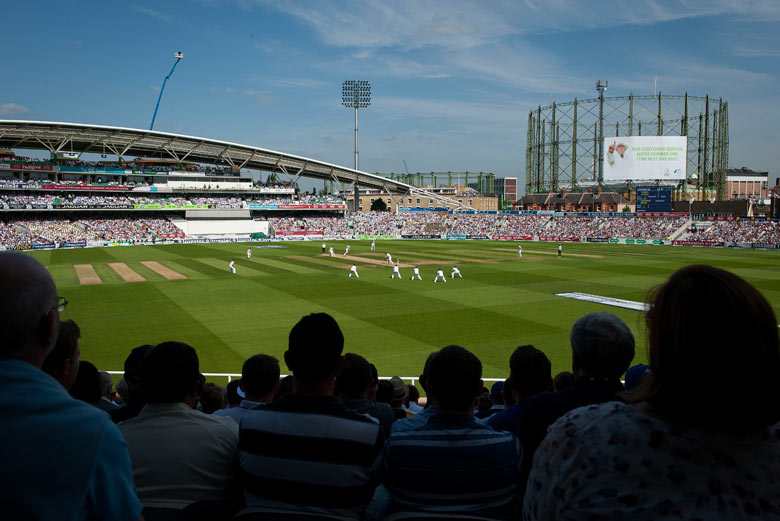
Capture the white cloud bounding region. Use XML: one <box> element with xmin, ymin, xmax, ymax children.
<box><xmin>130</xmin><ymin>5</ymin><xmax>176</xmax><ymax>23</ymax></box>
<box><xmin>271</xmin><ymin>78</ymin><xmax>329</xmax><ymax>88</ymax></box>
<box><xmin>0</xmin><ymin>103</ymin><xmax>30</xmax><ymax>115</ymax></box>
<box><xmin>244</xmin><ymin>89</ymin><xmax>273</xmax><ymax>104</ymax></box>
<box><xmin>254</xmin><ymin>0</ymin><xmax>780</xmax><ymax>51</ymax></box>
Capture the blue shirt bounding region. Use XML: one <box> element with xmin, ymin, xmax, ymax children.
<box><xmin>381</xmin><ymin>413</ymin><xmax>523</xmax><ymax>519</ymax></box>
<box><xmin>0</xmin><ymin>358</ymin><xmax>142</xmax><ymax>521</ymax></box>
<box><xmin>213</xmin><ymin>399</ymin><xmax>264</xmax><ymax>424</ymax></box>
<box><xmin>487</xmin><ymin>402</ymin><xmax>527</xmax><ymax>432</ymax></box>
<box><xmin>390</xmin><ymin>405</ymin><xmax>435</xmax><ymax>433</ymax></box>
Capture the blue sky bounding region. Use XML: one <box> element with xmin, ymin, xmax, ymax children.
<box><xmin>1</xmin><ymin>0</ymin><xmax>778</xmax><ymax>190</ymax></box>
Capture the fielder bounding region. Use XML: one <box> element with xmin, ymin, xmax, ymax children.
<box><xmin>229</xmin><ymin>259</ymin><xmax>236</xmax><ymax>274</ymax></box>
<box><xmin>433</xmin><ymin>268</ymin><xmax>447</xmax><ymax>283</ymax></box>
<box><xmin>517</xmin><ymin>244</ymin><xmax>522</xmax><ymax>257</ymax></box>
<box><xmin>349</xmin><ymin>265</ymin><xmax>359</xmax><ymax>278</ymax></box>
<box><xmin>410</xmin><ymin>266</ymin><xmax>422</xmax><ymax>280</ymax></box>
<box><xmin>451</xmin><ymin>266</ymin><xmax>462</xmax><ymax>279</ymax></box>
<box><xmin>247</xmin><ymin>248</ymin><xmax>252</xmax><ymax>259</ymax></box>
<box><xmin>370</xmin><ymin>239</ymin><xmax>376</xmax><ymax>251</ymax></box>
<box><xmin>391</xmin><ymin>264</ymin><xmax>402</xmax><ymax>279</ymax></box>
<box><xmin>344</xmin><ymin>244</ymin><xmax>351</xmax><ymax>256</ymax></box>
<box><xmin>329</xmin><ymin>246</ymin><xmax>335</xmax><ymax>257</ymax></box>
<box><xmin>385</xmin><ymin>252</ymin><xmax>393</xmax><ymax>264</ymax></box>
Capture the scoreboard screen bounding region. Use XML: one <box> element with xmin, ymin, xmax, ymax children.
<box><xmin>636</xmin><ymin>188</ymin><xmax>672</xmax><ymax>213</ymax></box>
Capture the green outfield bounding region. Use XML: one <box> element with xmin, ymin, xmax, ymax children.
<box><xmin>25</xmin><ymin>241</ymin><xmax>780</xmax><ymax>382</ymax></box>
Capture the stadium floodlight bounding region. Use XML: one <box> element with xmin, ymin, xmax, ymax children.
<box><xmin>596</xmin><ymin>80</ymin><xmax>608</xmax><ymax>187</ymax></box>
<box><xmin>149</xmin><ymin>52</ymin><xmax>184</xmax><ymax>131</ymax></box>
<box><xmin>342</xmin><ymin>80</ymin><xmax>371</xmax><ymax>170</ymax></box>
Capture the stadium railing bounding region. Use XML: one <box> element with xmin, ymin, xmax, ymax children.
<box><xmin>106</xmin><ymin>371</ymin><xmax>504</xmax><ymax>388</ymax></box>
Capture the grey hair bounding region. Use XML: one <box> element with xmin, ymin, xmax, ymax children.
<box><xmin>99</xmin><ymin>371</ymin><xmax>114</xmax><ymax>397</ymax></box>
<box><xmin>0</xmin><ymin>253</ymin><xmax>58</xmax><ymax>357</ymax></box>
<box><xmin>570</xmin><ymin>312</ymin><xmax>635</xmax><ymax>379</ymax></box>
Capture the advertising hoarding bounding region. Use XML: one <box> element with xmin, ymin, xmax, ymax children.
<box><xmin>603</xmin><ymin>136</ymin><xmax>686</xmax><ymax>181</ymax></box>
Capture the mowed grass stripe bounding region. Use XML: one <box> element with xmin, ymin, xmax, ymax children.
<box><xmin>285</xmin><ymin>255</ymin><xmax>357</xmax><ymax>269</ymax></box>
<box><xmin>64</xmin><ymin>282</ymin><xmax>246</xmax><ymax>372</ymax></box>
<box><xmin>48</xmin><ymin>262</ymin><xmax>80</xmax><ymax>288</ymax></box>
<box><xmin>197</xmin><ymin>257</ymin><xmax>269</xmax><ymax>277</ymax></box>
<box><xmin>249</xmin><ymin>255</ymin><xmax>322</xmax><ymax>274</ymax></box>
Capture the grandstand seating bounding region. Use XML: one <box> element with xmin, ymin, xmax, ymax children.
<box><xmin>1</xmin><ymin>211</ymin><xmax>778</xmax><ymax>248</ymax></box>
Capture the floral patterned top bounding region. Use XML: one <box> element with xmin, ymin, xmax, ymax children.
<box><xmin>523</xmin><ymin>401</ymin><xmax>780</xmax><ymax>521</ymax></box>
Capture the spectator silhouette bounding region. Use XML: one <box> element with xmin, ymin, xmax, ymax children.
<box><xmin>488</xmin><ymin>345</ymin><xmax>552</xmax><ymax>432</ymax></box>
<box><xmin>524</xmin><ymin>265</ymin><xmax>780</xmax><ymax>520</ymax></box>
<box><xmin>214</xmin><ymin>354</ymin><xmax>280</xmax><ymax>423</ymax></box>
<box><xmin>336</xmin><ymin>352</ymin><xmax>396</xmax><ymax>437</ymax></box>
<box><xmin>98</xmin><ymin>371</ymin><xmax>119</xmax><ymax>412</ymax></box>
<box><xmin>70</xmin><ymin>360</ymin><xmax>102</xmax><ymax>405</ymax></box>
<box><xmin>381</xmin><ymin>345</ymin><xmax>523</xmax><ymax>519</ymax></box>
<box><xmin>110</xmin><ymin>344</ymin><xmax>152</xmax><ymax>423</ymax></box>
<box><xmin>42</xmin><ymin>318</ymin><xmax>81</xmax><ymax>391</ymax></box>
<box><xmin>119</xmin><ymin>341</ymin><xmax>239</xmax><ymax>510</ymax></box>
<box><xmin>0</xmin><ymin>252</ymin><xmax>142</xmax><ymax>521</ymax></box>
<box><xmin>238</xmin><ymin>313</ymin><xmax>384</xmax><ymax>518</ymax></box>
<box><xmin>516</xmin><ymin>312</ymin><xmax>634</xmax><ymax>490</ymax></box>
<box><xmin>392</xmin><ymin>351</ymin><xmax>439</xmax><ymax>433</ymax></box>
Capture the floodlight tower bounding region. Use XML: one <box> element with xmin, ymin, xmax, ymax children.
<box><xmin>596</xmin><ymin>80</ymin><xmax>608</xmax><ymax>187</ymax></box>
<box><xmin>342</xmin><ymin>80</ymin><xmax>371</xmax><ymax>170</ymax></box>
<box><xmin>149</xmin><ymin>51</ymin><xmax>183</xmax><ymax>131</ymax></box>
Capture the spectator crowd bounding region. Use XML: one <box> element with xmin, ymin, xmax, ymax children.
<box><xmin>2</xmin><ymin>253</ymin><xmax>778</xmax><ymax>521</ymax></box>
<box><xmin>0</xmin><ymin>217</ymin><xmax>183</xmax><ymax>246</ymax></box>
<box><xmin>3</xmin><ymin>211</ymin><xmax>779</xmax><ymax>248</ymax></box>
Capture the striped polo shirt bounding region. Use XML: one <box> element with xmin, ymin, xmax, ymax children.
<box><xmin>239</xmin><ymin>394</ymin><xmax>384</xmax><ymax>516</ymax></box>
<box><xmin>381</xmin><ymin>413</ymin><xmax>523</xmax><ymax>519</ymax></box>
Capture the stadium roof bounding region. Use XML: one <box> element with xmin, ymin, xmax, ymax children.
<box><xmin>0</xmin><ymin>120</ymin><xmax>472</xmax><ymax>208</ymax></box>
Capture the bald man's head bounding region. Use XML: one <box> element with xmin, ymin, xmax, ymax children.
<box><xmin>0</xmin><ymin>253</ymin><xmax>59</xmax><ymax>363</ymax></box>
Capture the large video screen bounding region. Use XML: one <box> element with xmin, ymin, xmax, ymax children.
<box><xmin>603</xmin><ymin>136</ymin><xmax>687</xmax><ymax>181</ymax></box>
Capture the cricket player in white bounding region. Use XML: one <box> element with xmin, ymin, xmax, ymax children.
<box><xmin>370</xmin><ymin>239</ymin><xmax>376</xmax><ymax>251</ymax></box>
<box><xmin>229</xmin><ymin>259</ymin><xmax>236</xmax><ymax>274</ymax></box>
<box><xmin>329</xmin><ymin>246</ymin><xmax>335</xmax><ymax>257</ymax></box>
<box><xmin>434</xmin><ymin>268</ymin><xmax>447</xmax><ymax>283</ymax></box>
<box><xmin>411</xmin><ymin>266</ymin><xmax>422</xmax><ymax>280</ymax></box>
<box><xmin>385</xmin><ymin>252</ymin><xmax>393</xmax><ymax>264</ymax></box>
<box><xmin>349</xmin><ymin>265</ymin><xmax>359</xmax><ymax>278</ymax></box>
<box><xmin>247</xmin><ymin>248</ymin><xmax>252</xmax><ymax>259</ymax></box>
<box><xmin>391</xmin><ymin>264</ymin><xmax>402</xmax><ymax>279</ymax></box>
<box><xmin>322</xmin><ymin>242</ymin><xmax>326</xmax><ymax>254</ymax></box>
<box><xmin>517</xmin><ymin>244</ymin><xmax>522</xmax><ymax>257</ymax></box>
<box><xmin>451</xmin><ymin>266</ymin><xmax>462</xmax><ymax>279</ymax></box>
<box><xmin>344</xmin><ymin>244</ymin><xmax>351</xmax><ymax>256</ymax></box>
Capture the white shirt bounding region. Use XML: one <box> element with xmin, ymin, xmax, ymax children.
<box><xmin>119</xmin><ymin>402</ymin><xmax>239</xmax><ymax>508</ymax></box>
<box><xmin>393</xmin><ymin>266</ymin><xmax>400</xmax><ymax>272</ymax></box>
